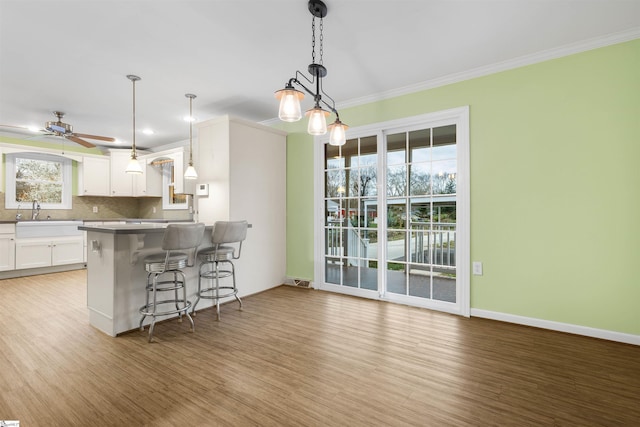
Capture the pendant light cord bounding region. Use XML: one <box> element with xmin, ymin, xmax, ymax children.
<box><xmin>132</xmin><ymin>77</ymin><xmax>137</xmax><ymax>159</ymax></box>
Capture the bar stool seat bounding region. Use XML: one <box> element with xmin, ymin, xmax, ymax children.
<box><xmin>139</xmin><ymin>223</ymin><xmax>205</xmax><ymax>342</ymax></box>
<box><xmin>192</xmin><ymin>220</ymin><xmax>248</xmax><ymax>320</ymax></box>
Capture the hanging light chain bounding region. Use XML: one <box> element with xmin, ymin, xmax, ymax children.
<box><xmin>311</xmin><ymin>15</ymin><xmax>324</xmax><ymax>66</ymax></box>
<box><xmin>319</xmin><ymin>16</ymin><xmax>324</xmax><ymax>65</ymax></box>
<box><xmin>311</xmin><ymin>15</ymin><xmax>316</xmax><ymax>64</ymax></box>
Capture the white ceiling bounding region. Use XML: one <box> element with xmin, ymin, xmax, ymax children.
<box><xmin>1</xmin><ymin>0</ymin><xmax>639</xmax><ymax>150</ymax></box>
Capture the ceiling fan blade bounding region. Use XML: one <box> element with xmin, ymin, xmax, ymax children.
<box><xmin>66</xmin><ymin>135</ymin><xmax>96</xmax><ymax>148</ymax></box>
<box><xmin>73</xmin><ymin>133</ymin><xmax>116</xmax><ymax>142</ymax></box>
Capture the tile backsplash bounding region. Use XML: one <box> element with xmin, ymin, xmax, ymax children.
<box><xmin>0</xmin><ymin>192</ymin><xmax>192</xmax><ymax>221</ymax></box>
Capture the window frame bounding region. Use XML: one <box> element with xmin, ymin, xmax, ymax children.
<box><xmin>5</xmin><ymin>152</ymin><xmax>72</xmax><ymax>210</ymax></box>
<box><xmin>161</xmin><ymin>162</ymin><xmax>188</xmax><ymax>210</ymax></box>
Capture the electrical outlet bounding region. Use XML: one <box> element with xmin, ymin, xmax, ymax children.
<box><xmin>92</xmin><ymin>206</ymin><xmax>98</xmax><ymax>213</ymax></box>
<box><xmin>472</xmin><ymin>262</ymin><xmax>483</xmax><ymax>276</ymax></box>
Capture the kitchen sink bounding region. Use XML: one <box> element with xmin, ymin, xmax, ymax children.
<box><xmin>15</xmin><ymin>220</ymin><xmax>84</xmax><ymax>238</ymax></box>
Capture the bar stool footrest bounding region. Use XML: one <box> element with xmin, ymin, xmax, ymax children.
<box><xmin>139</xmin><ymin>299</ymin><xmax>192</xmax><ymax>317</ymax></box>
<box><xmin>196</xmin><ymin>286</ymin><xmax>238</xmax><ymax>300</ymax></box>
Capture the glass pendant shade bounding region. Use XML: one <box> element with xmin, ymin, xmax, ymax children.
<box><xmin>306</xmin><ymin>106</ymin><xmax>329</xmax><ymax>135</ymax></box>
<box><xmin>328</xmin><ymin>119</ymin><xmax>348</xmax><ymax>146</ymax></box>
<box><xmin>125</xmin><ymin>156</ymin><xmax>143</xmax><ymax>174</ymax></box>
<box><xmin>184</xmin><ymin>164</ymin><xmax>198</xmax><ymax>180</ymax></box>
<box><xmin>275</xmin><ymin>87</ymin><xmax>304</xmax><ymax>122</ymax></box>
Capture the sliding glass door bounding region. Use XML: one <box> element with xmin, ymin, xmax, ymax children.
<box><xmin>316</xmin><ymin>108</ymin><xmax>469</xmax><ymax>316</ymax></box>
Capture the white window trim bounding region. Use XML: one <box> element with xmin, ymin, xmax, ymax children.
<box><xmin>5</xmin><ymin>152</ymin><xmax>72</xmax><ymax>210</ymax></box>
<box><xmin>314</xmin><ymin>106</ymin><xmax>470</xmax><ymax>317</ymax></box>
<box><xmin>161</xmin><ymin>163</ymin><xmax>188</xmax><ymax>210</ymax></box>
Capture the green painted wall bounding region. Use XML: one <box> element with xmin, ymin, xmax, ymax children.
<box><xmin>285</xmin><ymin>39</ymin><xmax>640</xmax><ymax>335</ymax></box>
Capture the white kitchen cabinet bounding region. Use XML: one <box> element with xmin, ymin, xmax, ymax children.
<box><xmin>137</xmin><ymin>155</ymin><xmax>162</xmax><ymax>197</ymax></box>
<box><xmin>109</xmin><ymin>149</ymin><xmax>160</xmax><ymax>197</ymax></box>
<box><xmin>15</xmin><ymin>236</ymin><xmax>84</xmax><ymax>270</ymax></box>
<box><xmin>109</xmin><ymin>150</ymin><xmax>137</xmax><ymax>196</ymax></box>
<box><xmin>196</xmin><ymin>115</ymin><xmax>287</xmax><ymax>297</ymax></box>
<box><xmin>0</xmin><ymin>224</ymin><xmax>15</xmax><ymax>271</ymax></box>
<box><xmin>79</xmin><ymin>156</ymin><xmax>110</xmax><ymax>196</ymax></box>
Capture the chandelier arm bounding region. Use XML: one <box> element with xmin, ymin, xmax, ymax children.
<box><xmin>290</xmin><ymin>77</ymin><xmax>338</xmax><ymax>116</ymax></box>
<box><xmin>294</xmin><ymin>69</ymin><xmax>317</xmax><ymax>87</ymax></box>
<box><xmin>318</xmin><ymin>79</ymin><xmax>337</xmax><ymax>113</ymax></box>
<box><xmin>289</xmin><ymin>77</ymin><xmax>316</xmax><ymax>99</ymax></box>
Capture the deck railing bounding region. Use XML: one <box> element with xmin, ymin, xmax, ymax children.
<box><xmin>411</xmin><ymin>221</ymin><xmax>456</xmax><ymax>267</ymax></box>
<box><xmin>326</xmin><ymin>220</ymin><xmax>369</xmax><ymax>266</ymax></box>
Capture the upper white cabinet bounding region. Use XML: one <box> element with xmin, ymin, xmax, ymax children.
<box><xmin>196</xmin><ymin>115</ymin><xmax>287</xmax><ymax>297</ymax></box>
<box><xmin>108</xmin><ymin>149</ymin><xmax>161</xmax><ymax>197</ymax></box>
<box><xmin>79</xmin><ymin>156</ymin><xmax>110</xmax><ymax>196</ymax></box>
<box><xmin>109</xmin><ymin>149</ymin><xmax>138</xmax><ymax>196</ymax></box>
<box><xmin>137</xmin><ymin>154</ymin><xmax>162</xmax><ymax>197</ymax></box>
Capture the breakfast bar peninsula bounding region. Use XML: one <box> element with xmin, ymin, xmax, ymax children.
<box><xmin>79</xmin><ymin>223</ymin><xmax>216</xmax><ymax>336</ymax></box>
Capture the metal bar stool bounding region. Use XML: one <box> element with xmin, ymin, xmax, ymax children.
<box><xmin>192</xmin><ymin>220</ymin><xmax>248</xmax><ymax>320</ymax></box>
<box><xmin>139</xmin><ymin>223</ymin><xmax>205</xmax><ymax>342</ymax></box>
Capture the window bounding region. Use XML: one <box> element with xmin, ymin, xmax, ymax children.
<box><xmin>161</xmin><ymin>162</ymin><xmax>188</xmax><ymax>210</ymax></box>
<box><xmin>5</xmin><ymin>152</ymin><xmax>72</xmax><ymax>209</ymax></box>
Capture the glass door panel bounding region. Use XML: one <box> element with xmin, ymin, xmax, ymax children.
<box><xmin>385</xmin><ymin>125</ymin><xmax>458</xmax><ymax>304</ymax></box>
<box><xmin>323</xmin><ymin>135</ymin><xmax>378</xmax><ymax>292</ymax></box>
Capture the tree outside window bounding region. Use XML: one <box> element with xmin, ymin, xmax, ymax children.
<box><xmin>5</xmin><ymin>152</ymin><xmax>72</xmax><ymax>209</ymax></box>
<box><xmin>15</xmin><ymin>157</ymin><xmax>64</xmax><ymax>203</ymax></box>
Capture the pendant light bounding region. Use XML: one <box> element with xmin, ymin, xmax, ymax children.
<box><xmin>184</xmin><ymin>93</ymin><xmax>198</xmax><ymax>180</ymax></box>
<box><xmin>125</xmin><ymin>74</ymin><xmax>143</xmax><ymax>174</ymax></box>
<box><xmin>274</xmin><ymin>0</ymin><xmax>348</xmax><ymax>146</ymax></box>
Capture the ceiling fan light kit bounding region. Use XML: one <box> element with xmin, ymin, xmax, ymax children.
<box><xmin>274</xmin><ymin>0</ymin><xmax>348</xmax><ymax>146</ymax></box>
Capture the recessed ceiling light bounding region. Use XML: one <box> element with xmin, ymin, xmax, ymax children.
<box><xmin>142</xmin><ymin>128</ymin><xmax>154</xmax><ymax>135</ymax></box>
<box><xmin>183</xmin><ymin>116</ymin><xmax>196</xmax><ymax>122</ymax></box>
<box><xmin>113</xmin><ymin>139</ymin><xmax>124</xmax><ymax>145</ymax></box>
<box><xmin>27</xmin><ymin>126</ymin><xmax>40</xmax><ymax>132</ymax></box>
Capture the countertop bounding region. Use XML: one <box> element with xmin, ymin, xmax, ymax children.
<box><xmin>79</xmin><ymin>222</ymin><xmax>202</xmax><ymax>234</ymax></box>
<box><xmin>1</xmin><ymin>218</ymin><xmax>193</xmax><ymax>225</ymax></box>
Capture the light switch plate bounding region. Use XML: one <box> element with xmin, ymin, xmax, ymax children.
<box><xmin>472</xmin><ymin>261</ymin><xmax>483</xmax><ymax>276</ymax></box>
<box><xmin>196</xmin><ymin>183</ymin><xmax>209</xmax><ymax>196</ymax></box>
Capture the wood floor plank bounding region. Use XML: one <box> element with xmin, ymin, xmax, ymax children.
<box><xmin>1</xmin><ymin>270</ymin><xmax>639</xmax><ymax>426</ymax></box>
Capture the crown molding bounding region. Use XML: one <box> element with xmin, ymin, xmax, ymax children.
<box><xmin>339</xmin><ymin>27</ymin><xmax>640</xmax><ymax>110</ymax></box>
<box><xmin>261</xmin><ymin>27</ymin><xmax>640</xmax><ymax>128</ymax></box>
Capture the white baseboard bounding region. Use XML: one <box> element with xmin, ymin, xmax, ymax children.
<box><xmin>471</xmin><ymin>308</ymin><xmax>640</xmax><ymax>346</ymax></box>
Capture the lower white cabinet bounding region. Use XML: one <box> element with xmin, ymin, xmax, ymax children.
<box><xmin>15</xmin><ymin>237</ymin><xmax>84</xmax><ymax>270</ymax></box>
<box><xmin>0</xmin><ymin>230</ymin><xmax>16</xmax><ymax>271</ymax></box>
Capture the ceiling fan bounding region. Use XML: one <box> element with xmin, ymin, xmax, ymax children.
<box><xmin>0</xmin><ymin>111</ymin><xmax>116</xmax><ymax>148</ymax></box>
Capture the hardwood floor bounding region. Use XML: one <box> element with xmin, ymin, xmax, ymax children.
<box><xmin>0</xmin><ymin>270</ymin><xmax>638</xmax><ymax>426</ymax></box>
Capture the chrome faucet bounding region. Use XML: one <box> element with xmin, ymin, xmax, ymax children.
<box><xmin>32</xmin><ymin>200</ymin><xmax>41</xmax><ymax>220</ymax></box>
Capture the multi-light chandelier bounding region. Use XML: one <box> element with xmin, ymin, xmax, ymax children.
<box><xmin>275</xmin><ymin>0</ymin><xmax>348</xmax><ymax>146</ymax></box>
